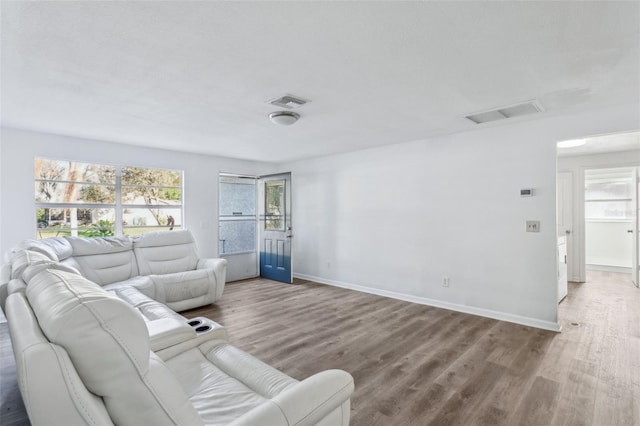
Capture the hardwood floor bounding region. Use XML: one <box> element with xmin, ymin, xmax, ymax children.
<box><xmin>184</xmin><ymin>272</ymin><xmax>639</xmax><ymax>426</ymax></box>
<box><xmin>1</xmin><ymin>271</ymin><xmax>638</xmax><ymax>425</ymax></box>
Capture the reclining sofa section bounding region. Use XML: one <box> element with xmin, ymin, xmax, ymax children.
<box><xmin>5</xmin><ymin>263</ymin><xmax>354</xmax><ymax>425</ymax></box>
<box><xmin>5</xmin><ymin>229</ymin><xmax>226</xmax><ymax>312</ymax></box>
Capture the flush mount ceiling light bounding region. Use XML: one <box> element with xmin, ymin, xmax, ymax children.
<box><xmin>557</xmin><ymin>139</ymin><xmax>587</xmax><ymax>148</ymax></box>
<box><xmin>269</xmin><ymin>111</ymin><xmax>300</xmax><ymax>126</ymax></box>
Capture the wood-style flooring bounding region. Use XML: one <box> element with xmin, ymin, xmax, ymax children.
<box><xmin>1</xmin><ymin>271</ymin><xmax>638</xmax><ymax>425</ymax></box>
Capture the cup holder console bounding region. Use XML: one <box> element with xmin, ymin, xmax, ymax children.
<box><xmin>187</xmin><ymin>317</ymin><xmax>216</xmax><ymax>335</ymax></box>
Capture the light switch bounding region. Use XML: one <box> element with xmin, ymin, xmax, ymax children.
<box><xmin>526</xmin><ymin>221</ymin><xmax>540</xmax><ymax>232</ymax></box>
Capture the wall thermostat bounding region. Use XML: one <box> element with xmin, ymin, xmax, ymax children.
<box><xmin>520</xmin><ymin>188</ymin><xmax>534</xmax><ymax>197</ymax></box>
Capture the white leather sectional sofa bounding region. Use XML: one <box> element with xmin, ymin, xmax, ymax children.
<box><xmin>1</xmin><ymin>231</ymin><xmax>355</xmax><ymax>425</ymax></box>
<box><xmin>3</xmin><ymin>230</ymin><xmax>226</xmax><ymax>312</ymax></box>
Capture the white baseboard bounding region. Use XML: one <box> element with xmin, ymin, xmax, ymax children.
<box><xmin>586</xmin><ymin>264</ymin><xmax>631</xmax><ymax>274</ymax></box>
<box><xmin>294</xmin><ymin>273</ymin><xmax>561</xmax><ymax>333</ymax></box>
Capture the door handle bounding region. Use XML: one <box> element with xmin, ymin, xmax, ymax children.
<box><xmin>629</xmin><ymin>230</ymin><xmax>635</xmax><ymax>233</ymax></box>
<box><xmin>565</xmin><ymin>230</ymin><xmax>571</xmax><ymax>235</ymax></box>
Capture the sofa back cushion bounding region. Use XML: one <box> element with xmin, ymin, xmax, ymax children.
<box><xmin>10</xmin><ymin>250</ymin><xmax>54</xmax><ymax>279</ymax></box>
<box><xmin>11</xmin><ymin>239</ymin><xmax>59</xmax><ymax>261</ymax></box>
<box><xmin>39</xmin><ymin>237</ymin><xmax>74</xmax><ymax>260</ymax></box>
<box><xmin>6</xmin><ymin>292</ymin><xmax>114</xmax><ymax>426</ymax></box>
<box><xmin>65</xmin><ymin>236</ymin><xmax>138</xmax><ymax>285</ymax></box>
<box><xmin>24</xmin><ymin>265</ymin><xmax>203</xmax><ymax>426</ymax></box>
<box><xmin>133</xmin><ymin>230</ymin><xmax>199</xmax><ymax>275</ymax></box>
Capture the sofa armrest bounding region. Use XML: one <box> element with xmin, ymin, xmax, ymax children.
<box><xmin>229</xmin><ymin>369</ymin><xmax>354</xmax><ymax>426</ymax></box>
<box><xmin>0</xmin><ymin>263</ymin><xmax>10</xmax><ymax>312</ymax></box>
<box><xmin>196</xmin><ymin>258</ymin><xmax>227</xmax><ymax>300</ymax></box>
<box><xmin>147</xmin><ymin>318</ymin><xmax>196</xmax><ymax>352</ymax></box>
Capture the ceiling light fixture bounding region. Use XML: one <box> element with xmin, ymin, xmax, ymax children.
<box><xmin>269</xmin><ymin>111</ymin><xmax>300</xmax><ymax>126</ymax></box>
<box><xmin>557</xmin><ymin>139</ymin><xmax>587</xmax><ymax>148</ymax></box>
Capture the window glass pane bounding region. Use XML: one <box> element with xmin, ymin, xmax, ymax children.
<box><xmin>121</xmin><ymin>167</ymin><xmax>181</xmax><ymax>187</ymax></box>
<box><xmin>265</xmin><ymin>180</ymin><xmax>285</xmax><ymax>231</ymax></box>
<box><xmin>122</xmin><ymin>208</ymin><xmax>181</xmax><ymax>232</ymax></box>
<box><xmin>35</xmin><ymin>159</ymin><xmax>115</xmax><ymax>184</ymax></box>
<box><xmin>35</xmin><ymin>182</ymin><xmax>116</xmax><ymax>204</ymax></box>
<box><xmin>36</xmin><ymin>208</ymin><xmax>115</xmax><ymax>239</ymax></box>
<box><xmin>219</xmin><ymin>220</ymin><xmax>256</xmax><ymax>254</ymax></box>
<box><xmin>220</xmin><ymin>180</ymin><xmax>256</xmax><ymax>216</ymax></box>
<box><xmin>585</xmin><ymin>179</ymin><xmax>633</xmax><ymax>200</ymax></box>
<box><xmin>585</xmin><ymin>200</ymin><xmax>633</xmax><ymax>220</ymax></box>
<box><xmin>121</xmin><ymin>186</ymin><xmax>182</xmax><ymax>205</ymax></box>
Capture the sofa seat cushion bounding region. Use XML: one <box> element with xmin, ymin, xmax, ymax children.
<box><xmin>65</xmin><ymin>236</ymin><xmax>138</xmax><ymax>285</ymax></box>
<box><xmin>103</xmin><ymin>275</ymin><xmax>156</xmax><ymax>299</ymax></box>
<box><xmin>106</xmin><ymin>286</ymin><xmax>185</xmax><ymax>323</ymax></box>
<box><xmin>166</xmin><ymin>345</ymin><xmax>274</xmax><ymax>425</ymax></box>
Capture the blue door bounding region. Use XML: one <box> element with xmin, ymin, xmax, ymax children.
<box><xmin>259</xmin><ymin>173</ymin><xmax>292</xmax><ymax>283</ymax></box>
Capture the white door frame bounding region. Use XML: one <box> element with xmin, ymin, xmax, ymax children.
<box><xmin>578</xmin><ymin>165</ymin><xmax>638</xmax><ymax>281</ymax></box>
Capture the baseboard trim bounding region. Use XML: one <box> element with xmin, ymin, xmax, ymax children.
<box><xmin>586</xmin><ymin>264</ymin><xmax>631</xmax><ymax>274</ymax></box>
<box><xmin>294</xmin><ymin>273</ymin><xmax>561</xmax><ymax>333</ymax></box>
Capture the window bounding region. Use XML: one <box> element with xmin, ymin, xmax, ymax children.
<box><xmin>35</xmin><ymin>158</ymin><xmax>182</xmax><ymax>238</ymax></box>
<box><xmin>264</xmin><ymin>179</ymin><xmax>285</xmax><ymax>231</ymax></box>
<box><xmin>585</xmin><ymin>169</ymin><xmax>634</xmax><ymax>220</ymax></box>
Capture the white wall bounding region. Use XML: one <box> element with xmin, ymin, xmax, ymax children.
<box><xmin>0</xmin><ymin>127</ymin><xmax>276</xmax><ymax>257</ymax></box>
<box><xmin>282</xmin><ymin>103</ymin><xmax>639</xmax><ymax>331</ymax></box>
<box><xmin>558</xmin><ymin>149</ymin><xmax>640</xmax><ymax>281</ymax></box>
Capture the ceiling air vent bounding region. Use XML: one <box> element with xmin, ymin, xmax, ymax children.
<box><xmin>269</xmin><ymin>94</ymin><xmax>309</xmax><ymax>109</ymax></box>
<box><xmin>465</xmin><ymin>100</ymin><xmax>544</xmax><ymax>124</ymax></box>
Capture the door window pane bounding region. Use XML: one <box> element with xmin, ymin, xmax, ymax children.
<box><xmin>220</xmin><ymin>177</ymin><xmax>256</xmax><ymax>216</ymax></box>
<box><xmin>585</xmin><ymin>201</ymin><xmax>633</xmax><ymax>220</ymax></box>
<box><xmin>585</xmin><ymin>169</ymin><xmax>634</xmax><ymax>220</ymax></box>
<box><xmin>219</xmin><ymin>220</ymin><xmax>256</xmax><ymax>254</ymax></box>
<box><xmin>585</xmin><ymin>179</ymin><xmax>633</xmax><ymax>200</ymax></box>
<box><xmin>265</xmin><ymin>180</ymin><xmax>285</xmax><ymax>231</ymax></box>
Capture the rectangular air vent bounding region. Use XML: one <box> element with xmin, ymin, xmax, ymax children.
<box><xmin>269</xmin><ymin>94</ymin><xmax>309</xmax><ymax>109</ymax></box>
<box><xmin>465</xmin><ymin>100</ymin><xmax>544</xmax><ymax>124</ymax></box>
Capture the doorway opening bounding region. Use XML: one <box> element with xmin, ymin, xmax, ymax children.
<box><xmin>218</xmin><ymin>172</ymin><xmax>294</xmax><ymax>284</ymax></box>
<box><xmin>218</xmin><ymin>174</ymin><xmax>259</xmax><ymax>282</ymax></box>
<box><xmin>556</xmin><ymin>130</ymin><xmax>640</xmax><ymax>293</ymax></box>
<box><xmin>584</xmin><ymin>168</ymin><xmax>636</xmax><ymax>276</ymax></box>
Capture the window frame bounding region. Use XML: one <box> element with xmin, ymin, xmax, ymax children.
<box><xmin>35</xmin><ymin>158</ymin><xmax>184</xmax><ymax>238</ymax></box>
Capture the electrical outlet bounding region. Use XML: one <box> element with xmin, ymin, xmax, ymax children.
<box><xmin>442</xmin><ymin>276</ymin><xmax>450</xmax><ymax>287</ymax></box>
<box><xmin>526</xmin><ymin>221</ymin><xmax>540</xmax><ymax>232</ymax></box>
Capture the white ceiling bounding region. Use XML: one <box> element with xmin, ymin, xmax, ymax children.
<box><xmin>1</xmin><ymin>1</ymin><xmax>639</xmax><ymax>162</ymax></box>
